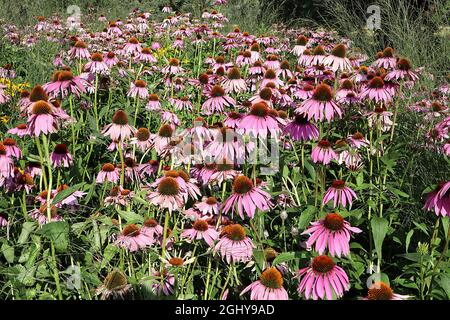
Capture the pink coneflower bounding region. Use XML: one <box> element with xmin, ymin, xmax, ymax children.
<box><xmin>223</xmin><ymin>175</ymin><xmax>273</xmax><ymax>219</ymax></box>
<box><xmin>44</xmin><ymin>70</ymin><xmax>86</xmax><ymax>98</ymax></box>
<box><xmin>139</xmin><ymin>159</ymin><xmax>159</xmax><ymax>179</ymax></box>
<box><xmin>298</xmin><ymin>48</ymin><xmax>313</xmax><ymax>66</ymax></box>
<box><xmin>291</xmin><ymin>35</ymin><xmax>308</xmax><ymax>56</ymax></box>
<box><xmin>102</xmin><ymin>110</ymin><xmax>136</xmax><ymax>142</ymax></box>
<box><xmin>50</xmin><ymin>143</ymin><xmax>73</xmax><ymax>167</ymax></box>
<box><xmin>206</xmin><ymin>127</ymin><xmax>245</xmax><ymax>163</ymax></box>
<box><xmin>323</xmin><ymin>180</ymin><xmax>357</xmax><ymax>208</ymax></box>
<box><xmin>202</xmin><ymin>85</ymin><xmax>235</xmax><ymax>115</ymax></box>
<box><xmin>312</xmin><ymin>140</ymin><xmax>337</xmax><ymax>165</ymax></box>
<box><xmin>8</xmin><ymin>123</ymin><xmax>28</xmax><ymax>138</ymax></box>
<box><xmin>249</xmin><ymin>87</ymin><xmax>274</xmax><ymax>107</ymax></box>
<box><xmin>96</xmin><ymin>269</ymin><xmax>131</xmax><ymax>300</ymax></box>
<box><xmin>309</xmin><ymin>45</ymin><xmax>327</xmax><ymax>66</ymax></box>
<box><xmin>195</xmin><ymin>197</ymin><xmax>220</xmax><ymax>216</ymax></box>
<box><xmin>336</xmin><ymin>79</ymin><xmax>356</xmax><ymax>100</ymax></box>
<box><xmin>2</xmin><ymin>138</ymin><xmax>21</xmax><ymax>159</ymax></box>
<box><xmin>181</xmin><ymin>219</ymin><xmax>219</xmax><ymax>246</ymax></box>
<box><xmin>385</xmin><ymin>58</ymin><xmax>419</xmax><ymax>82</ymax></box>
<box><xmin>0</xmin><ymin>85</ymin><xmax>10</xmax><ymax>105</ymax></box>
<box><xmin>170</xmin><ymin>96</ymin><xmax>193</xmax><ymax>112</ymax></box>
<box><xmin>283</xmin><ymin>114</ymin><xmax>319</xmax><ymax>142</ymax></box>
<box><xmin>123</xmin><ymin>37</ymin><xmax>142</xmax><ymax>56</ymax></box>
<box><xmin>215</xmin><ymin>224</ymin><xmax>254</xmax><ymax>263</ymax></box>
<box><xmin>241</xmin><ymin>267</ymin><xmax>288</xmax><ymax>300</ymax></box>
<box><xmin>27</xmin><ymin>100</ymin><xmax>59</xmax><ymax>136</ymax></box>
<box><xmin>261</xmin><ymin>69</ymin><xmax>283</xmax><ymax>88</ymax></box>
<box><xmin>103</xmin><ymin>52</ymin><xmax>119</xmax><ymax>67</ymax></box>
<box><xmin>128</xmin><ymin>80</ymin><xmax>149</xmax><ymax>99</ymax></box>
<box><xmin>264</xmin><ymin>54</ymin><xmax>280</xmax><ymax>70</ymax></box>
<box><xmin>85</xmin><ymin>53</ymin><xmax>109</xmax><ymax>74</ymax></box>
<box><xmin>131</xmin><ymin>128</ymin><xmax>153</xmax><ymax>152</ymax></box>
<box><xmin>209</xmin><ymin>160</ymin><xmax>240</xmax><ymax>186</ymax></box>
<box><xmin>0</xmin><ymin>143</ymin><xmax>14</xmax><ymax>179</ymax></box>
<box><xmin>147</xmin><ymin>176</ymin><xmax>185</xmax><ymax>213</ymax></box>
<box><xmin>146</xmin><ymin>93</ymin><xmax>162</xmax><ymax>111</ymax></box>
<box><xmin>69</xmin><ymin>40</ymin><xmax>90</xmax><ymax>60</ymax></box>
<box><xmin>222</xmin><ymin>67</ymin><xmax>247</xmax><ymax>93</ymax></box>
<box><xmin>323</xmin><ymin>44</ymin><xmax>352</xmax><ymax>72</ymax></box>
<box><xmin>293</xmin><ymin>83</ymin><xmax>315</xmax><ymax>100</ymax></box>
<box><xmin>372</xmin><ymin>47</ymin><xmax>396</xmax><ymax>69</ymax></box>
<box><xmin>359</xmin><ymin>76</ymin><xmax>393</xmax><ymax>103</ymax></box>
<box><xmin>115</xmin><ymin>224</ymin><xmax>152</xmax><ymax>252</ymax></box>
<box><xmin>295</xmin><ymin>84</ymin><xmax>342</xmax><ymax>123</ymax></box>
<box><xmin>296</xmin><ymin>255</ymin><xmax>349</xmax><ymax>300</ymax></box>
<box><xmin>347</xmin><ymin>132</ymin><xmax>369</xmax><ymax>149</ymax></box>
<box><xmin>249</xmin><ymin>60</ymin><xmax>265</xmax><ymax>77</ymax></box>
<box><xmin>152</xmin><ymin>270</ymin><xmax>175</xmax><ymax>296</ymax></box>
<box><xmin>367</xmin><ymin>106</ymin><xmax>394</xmax><ymax>132</ymax></box>
<box><xmin>29</xmin><ymin>205</ymin><xmax>62</xmax><ymax>225</ymax></box>
<box><xmin>277</xmin><ymin>60</ymin><xmax>294</xmax><ymax>80</ymax></box>
<box><xmin>364</xmin><ymin>282</ymin><xmax>411</xmax><ymax>300</ymax></box>
<box><xmin>238</xmin><ymin>102</ymin><xmax>280</xmax><ymax>137</ymax></box>
<box><xmin>302</xmin><ymin>213</ymin><xmax>362</xmax><ymax>257</ymax></box>
<box><xmin>154</xmin><ymin>124</ymin><xmax>174</xmax><ymax>154</ymax></box>
<box><xmin>96</xmin><ymin>163</ymin><xmax>120</xmax><ymax>184</ymax></box>
<box><xmin>423</xmin><ymin>181</ymin><xmax>450</xmax><ymax>217</ymax></box>
<box><xmin>224</xmin><ymin>111</ymin><xmax>243</xmax><ymax>129</ymax></box>
<box><xmin>162</xmin><ymin>58</ymin><xmax>183</xmax><ymax>75</ymax></box>
<box><xmin>141</xmin><ymin>218</ymin><xmax>163</xmax><ymax>240</ymax></box>
<box><xmin>0</xmin><ymin>212</ymin><xmax>8</xmax><ymax>227</ymax></box>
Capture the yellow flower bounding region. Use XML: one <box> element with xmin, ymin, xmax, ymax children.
<box><xmin>0</xmin><ymin>115</ymin><xmax>10</xmax><ymax>124</ymax></box>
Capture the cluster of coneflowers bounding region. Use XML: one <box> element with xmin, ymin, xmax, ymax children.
<box><xmin>0</xmin><ymin>4</ymin><xmax>448</xmax><ymax>301</ymax></box>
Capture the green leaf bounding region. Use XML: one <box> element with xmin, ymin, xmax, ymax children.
<box><xmin>252</xmin><ymin>250</ymin><xmax>265</xmax><ymax>273</ymax></box>
<box><xmin>387</xmin><ymin>186</ymin><xmax>409</xmax><ymax>198</ymax></box>
<box><xmin>405</xmin><ymin>229</ymin><xmax>414</xmax><ymax>253</ymax></box>
<box><xmin>52</xmin><ymin>183</ymin><xmax>85</xmax><ymax>205</ymax></box>
<box><xmin>18</xmin><ymin>222</ymin><xmax>37</xmax><ymax>244</ymax></box>
<box><xmin>371</xmin><ymin>217</ymin><xmax>389</xmax><ymax>260</ymax></box>
<box><xmin>437</xmin><ymin>274</ymin><xmax>450</xmax><ymax>299</ymax></box>
<box><xmin>413</xmin><ymin>221</ymin><xmax>429</xmax><ymax>236</ymax></box>
<box><xmin>298</xmin><ymin>205</ymin><xmax>316</xmax><ymax>230</ymax></box>
<box><xmin>1</xmin><ymin>242</ymin><xmax>15</xmax><ymax>263</ymax></box>
<box><xmin>272</xmin><ymin>252</ymin><xmax>303</xmax><ymax>265</ymax></box>
<box><xmin>367</xmin><ymin>272</ymin><xmax>390</xmax><ymax>286</ymax></box>
<box><xmin>100</xmin><ymin>244</ymin><xmax>119</xmax><ymax>269</ymax></box>
<box><xmin>117</xmin><ymin>210</ymin><xmax>144</xmax><ymax>224</ymax></box>
<box><xmin>40</xmin><ymin>221</ymin><xmax>70</xmax><ymax>252</ymax></box>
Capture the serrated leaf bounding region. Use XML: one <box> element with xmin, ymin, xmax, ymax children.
<box><xmin>40</xmin><ymin>221</ymin><xmax>70</xmax><ymax>252</ymax></box>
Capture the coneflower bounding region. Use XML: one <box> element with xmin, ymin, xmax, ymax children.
<box><xmin>359</xmin><ymin>76</ymin><xmax>393</xmax><ymax>103</ymax></box>
<box><xmin>323</xmin><ymin>44</ymin><xmax>351</xmax><ymax>72</ymax></box>
<box><xmin>283</xmin><ymin>114</ymin><xmax>319</xmax><ymax>142</ymax></box>
<box><xmin>181</xmin><ymin>218</ymin><xmax>219</xmax><ymax>246</ymax></box>
<box><xmin>322</xmin><ymin>180</ymin><xmax>357</xmax><ymax>208</ymax></box>
<box><xmin>364</xmin><ymin>282</ymin><xmax>411</xmax><ymax>300</ymax></box>
<box><xmin>68</xmin><ymin>40</ymin><xmax>90</xmax><ymax>60</ymax></box>
<box><xmin>27</xmin><ymin>100</ymin><xmax>59</xmax><ymax>136</ymax></box>
<box><xmin>96</xmin><ymin>163</ymin><xmax>120</xmax><ymax>184</ymax></box>
<box><xmin>96</xmin><ymin>270</ymin><xmax>131</xmax><ymax>300</ymax></box>
<box><xmin>302</xmin><ymin>213</ymin><xmax>361</xmax><ymax>257</ymax></box>
<box><xmin>102</xmin><ymin>109</ymin><xmax>136</xmax><ymax>142</ymax></box>
<box><xmin>50</xmin><ymin>143</ymin><xmax>73</xmax><ymax>167</ymax></box>
<box><xmin>238</xmin><ymin>101</ymin><xmax>281</xmax><ymax>137</ymax></box>
<box><xmin>202</xmin><ymin>85</ymin><xmax>235</xmax><ymax>115</ymax></box>
<box><xmin>215</xmin><ymin>223</ymin><xmax>254</xmax><ymax>263</ymax></box>
<box><xmin>115</xmin><ymin>224</ymin><xmax>152</xmax><ymax>252</ymax></box>
<box><xmin>240</xmin><ymin>267</ymin><xmax>289</xmax><ymax>300</ymax></box>
<box><xmin>85</xmin><ymin>52</ymin><xmax>109</xmax><ymax>74</ymax></box>
<box><xmin>385</xmin><ymin>57</ymin><xmax>419</xmax><ymax>82</ymax></box>
<box><xmin>222</xmin><ymin>67</ymin><xmax>247</xmax><ymax>93</ymax></box>
<box><xmin>296</xmin><ymin>255</ymin><xmax>349</xmax><ymax>300</ymax></box>
<box><xmin>223</xmin><ymin>175</ymin><xmax>273</xmax><ymax>219</ymax></box>
<box><xmin>147</xmin><ymin>176</ymin><xmax>185</xmax><ymax>213</ymax></box>
<box><xmin>311</xmin><ymin>139</ymin><xmax>337</xmax><ymax>165</ymax></box>
<box><xmin>295</xmin><ymin>83</ymin><xmax>342</xmax><ymax>122</ymax></box>
<box><xmin>127</xmin><ymin>79</ymin><xmax>149</xmax><ymax>99</ymax></box>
